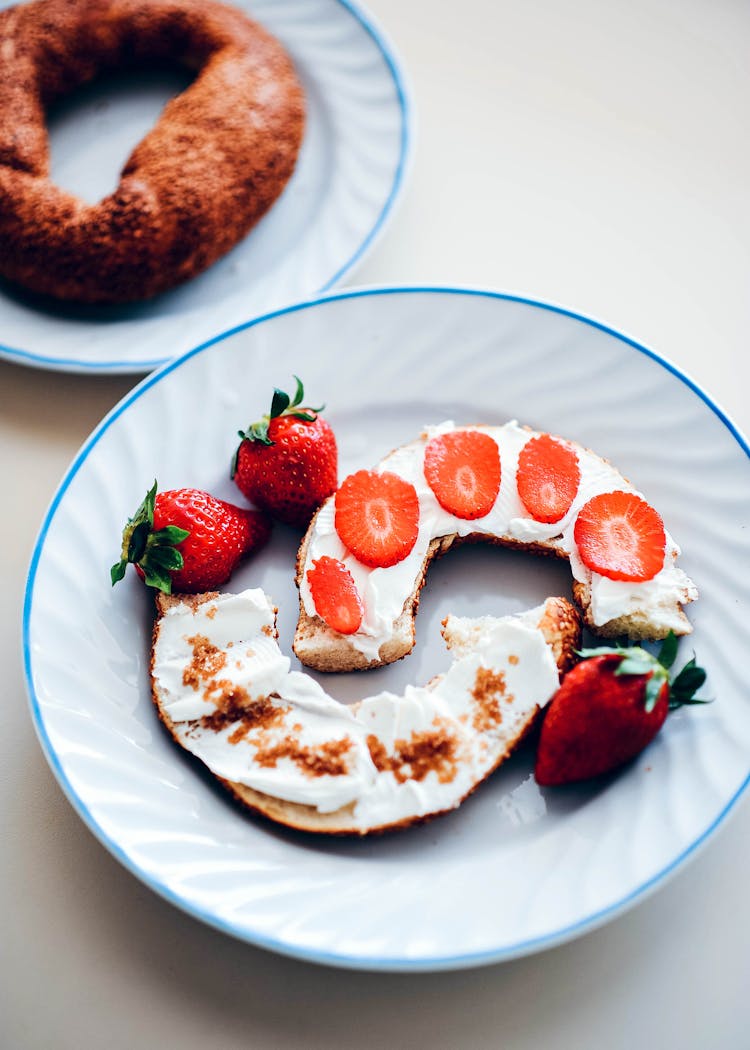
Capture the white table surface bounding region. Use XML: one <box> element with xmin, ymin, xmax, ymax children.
<box><xmin>2</xmin><ymin>0</ymin><xmax>749</xmax><ymax>1045</ymax></box>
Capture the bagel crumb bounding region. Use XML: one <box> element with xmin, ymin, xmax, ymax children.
<box><xmin>471</xmin><ymin>667</ymin><xmax>508</xmax><ymax>732</ymax></box>
<box><xmin>367</xmin><ymin>724</ymin><xmax>459</xmax><ymax>785</ymax></box>
<box><xmin>183</xmin><ymin>633</ymin><xmax>226</xmax><ymax>689</ymax></box>
<box><xmin>252</xmin><ymin>737</ymin><xmax>353</xmax><ymax>778</ymax></box>
<box><xmin>200</xmin><ymin>691</ymin><xmax>287</xmax><ymax>745</ymax></box>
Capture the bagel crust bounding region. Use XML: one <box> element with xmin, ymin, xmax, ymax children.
<box><xmin>0</xmin><ymin>0</ymin><xmax>305</xmax><ymax>303</ymax></box>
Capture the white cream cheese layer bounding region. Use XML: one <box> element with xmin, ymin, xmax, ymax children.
<box><xmin>152</xmin><ymin>589</ymin><xmax>560</xmax><ymax>829</ymax></box>
<box><xmin>299</xmin><ymin>421</ymin><xmax>697</xmax><ymax>658</ymax></box>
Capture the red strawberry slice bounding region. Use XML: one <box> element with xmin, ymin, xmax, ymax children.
<box><xmin>334</xmin><ymin>470</ymin><xmax>420</xmax><ymax>568</ymax></box>
<box><xmin>574</xmin><ymin>490</ymin><xmax>666</xmax><ymax>582</ymax></box>
<box><xmin>516</xmin><ymin>434</ymin><xmax>580</xmax><ymax>523</ymax></box>
<box><xmin>307</xmin><ymin>556</ymin><xmax>363</xmax><ymax>634</ymax></box>
<box><xmin>423</xmin><ymin>430</ymin><xmax>501</xmax><ymax>519</ymax></box>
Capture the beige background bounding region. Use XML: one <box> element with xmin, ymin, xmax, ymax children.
<box><xmin>2</xmin><ymin>0</ymin><xmax>749</xmax><ymax>1046</ymax></box>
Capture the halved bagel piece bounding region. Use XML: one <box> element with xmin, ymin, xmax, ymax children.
<box><xmin>151</xmin><ymin>589</ymin><xmax>580</xmax><ymax>836</ymax></box>
<box><xmin>294</xmin><ymin>422</ymin><xmax>698</xmax><ymax>672</ymax></box>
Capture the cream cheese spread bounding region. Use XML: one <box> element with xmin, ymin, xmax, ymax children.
<box><xmin>152</xmin><ymin>589</ymin><xmax>561</xmax><ymax>829</ymax></box>
<box><xmin>299</xmin><ymin>421</ymin><xmax>697</xmax><ymax>659</ymax></box>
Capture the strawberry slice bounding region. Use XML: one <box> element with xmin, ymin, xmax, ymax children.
<box><xmin>516</xmin><ymin>434</ymin><xmax>580</xmax><ymax>523</ymax></box>
<box><xmin>423</xmin><ymin>430</ymin><xmax>501</xmax><ymax>519</ymax></box>
<box><xmin>307</xmin><ymin>556</ymin><xmax>363</xmax><ymax>634</ymax></box>
<box><xmin>574</xmin><ymin>490</ymin><xmax>666</xmax><ymax>582</ymax></box>
<box><xmin>335</xmin><ymin>470</ymin><xmax>420</xmax><ymax>568</ymax></box>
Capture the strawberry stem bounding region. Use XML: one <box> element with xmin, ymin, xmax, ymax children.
<box><xmin>110</xmin><ymin>482</ymin><xmax>189</xmax><ymax>594</ymax></box>
<box><xmin>576</xmin><ymin>631</ymin><xmax>709</xmax><ymax>713</ymax></box>
<box><xmin>231</xmin><ymin>377</ymin><xmax>324</xmax><ymax>471</ymax></box>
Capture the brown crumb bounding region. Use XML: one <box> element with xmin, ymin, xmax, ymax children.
<box><xmin>253</xmin><ymin>736</ymin><xmax>353</xmax><ymax>778</ymax></box>
<box><xmin>206</xmin><ymin>605</ymin><xmax>218</xmax><ymax>620</ymax></box>
<box><xmin>508</xmin><ymin>654</ymin><xmax>519</xmax><ymax>666</ymax></box>
<box><xmin>201</xmin><ymin>687</ymin><xmax>287</xmax><ymax>744</ymax></box>
<box><xmin>182</xmin><ymin>634</ymin><xmax>227</xmax><ymax>690</ymax></box>
<box><xmin>470</xmin><ymin>667</ymin><xmax>510</xmax><ymax>732</ymax></box>
<box><xmin>367</xmin><ymin>721</ymin><xmax>458</xmax><ymax>784</ymax></box>
<box><xmin>261</xmin><ymin>625</ymin><xmax>274</xmax><ymax>637</ymax></box>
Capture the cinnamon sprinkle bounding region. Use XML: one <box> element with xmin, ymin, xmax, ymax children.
<box><xmin>367</xmin><ymin>721</ymin><xmax>459</xmax><ymax>784</ymax></box>
<box><xmin>200</xmin><ymin>685</ymin><xmax>287</xmax><ymax>744</ymax></box>
<box><xmin>252</xmin><ymin>736</ymin><xmax>353</xmax><ymax>778</ymax></box>
<box><xmin>470</xmin><ymin>667</ymin><xmax>510</xmax><ymax>731</ymax></box>
<box><xmin>182</xmin><ymin>634</ymin><xmax>227</xmax><ymax>690</ymax></box>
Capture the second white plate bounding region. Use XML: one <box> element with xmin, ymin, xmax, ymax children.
<box><xmin>0</xmin><ymin>0</ymin><xmax>410</xmax><ymax>373</ymax></box>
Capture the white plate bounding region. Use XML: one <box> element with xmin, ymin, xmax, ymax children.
<box><xmin>23</xmin><ymin>288</ymin><xmax>750</xmax><ymax>971</ymax></box>
<box><xmin>0</xmin><ymin>0</ymin><xmax>410</xmax><ymax>374</ymax></box>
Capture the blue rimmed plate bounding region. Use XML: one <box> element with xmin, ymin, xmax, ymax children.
<box><xmin>0</xmin><ymin>0</ymin><xmax>410</xmax><ymax>373</ymax></box>
<box><xmin>23</xmin><ymin>287</ymin><xmax>750</xmax><ymax>970</ymax></box>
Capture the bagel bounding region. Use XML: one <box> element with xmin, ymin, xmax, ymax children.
<box><xmin>150</xmin><ymin>589</ymin><xmax>581</xmax><ymax>835</ymax></box>
<box><xmin>0</xmin><ymin>0</ymin><xmax>305</xmax><ymax>303</ymax></box>
<box><xmin>294</xmin><ymin>421</ymin><xmax>699</xmax><ymax>672</ymax></box>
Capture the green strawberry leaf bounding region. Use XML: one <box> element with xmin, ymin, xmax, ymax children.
<box><xmin>290</xmin><ymin>375</ymin><xmax>305</xmax><ymax>408</ymax></box>
<box><xmin>127</xmin><ymin>520</ymin><xmax>152</xmax><ymax>564</ymax></box>
<box><xmin>614</xmin><ymin>654</ymin><xmax>656</xmax><ymax>677</ymax></box>
<box><xmin>130</xmin><ymin>481</ymin><xmax>157</xmax><ymax>530</ymax></box>
<box><xmin>234</xmin><ymin>420</ymin><xmax>274</xmax><ymax>459</ymax></box>
<box><xmin>151</xmin><ymin>525</ymin><xmax>190</xmax><ymax>547</ymax></box>
<box><xmin>270</xmin><ymin>388</ymin><xmax>291</xmax><ymax>418</ymax></box>
<box><xmin>658</xmin><ymin>630</ymin><xmax>678</xmax><ymax>670</ymax></box>
<box><xmin>149</xmin><ymin>546</ymin><xmax>185</xmax><ymax>571</ymax></box>
<box><xmin>141</xmin><ymin>563</ymin><xmax>173</xmax><ymax>594</ymax></box>
<box><xmin>250</xmin><ymin>420</ymin><xmax>273</xmax><ymax>445</ymax></box>
<box><xmin>288</xmin><ymin>410</ymin><xmax>321</xmax><ymax>422</ymax></box>
<box><xmin>669</xmin><ymin>695</ymin><xmax>712</xmax><ymax>709</ymax></box>
<box><xmin>668</xmin><ymin>655</ymin><xmax>705</xmax><ymax>705</ymax></box>
<box><xmin>643</xmin><ymin>674</ymin><xmax>665</xmax><ymax>713</ymax></box>
<box><xmin>576</xmin><ymin>645</ymin><xmax>629</xmax><ymax>659</ymax></box>
<box><xmin>110</xmin><ymin>559</ymin><xmax>127</xmax><ymax>586</ymax></box>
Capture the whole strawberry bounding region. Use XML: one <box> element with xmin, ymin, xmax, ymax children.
<box><xmin>111</xmin><ymin>482</ymin><xmax>271</xmax><ymax>594</ymax></box>
<box><xmin>535</xmin><ymin>634</ymin><xmax>708</xmax><ymax>786</ymax></box>
<box><xmin>232</xmin><ymin>377</ymin><xmax>337</xmax><ymax>529</ymax></box>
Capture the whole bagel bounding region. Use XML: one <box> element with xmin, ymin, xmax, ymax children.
<box><xmin>0</xmin><ymin>0</ymin><xmax>305</xmax><ymax>303</ymax></box>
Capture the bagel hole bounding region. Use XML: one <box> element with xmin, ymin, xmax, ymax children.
<box><xmin>47</xmin><ymin>64</ymin><xmax>195</xmax><ymax>205</ymax></box>
<box><xmin>284</xmin><ymin>542</ymin><xmax>575</xmax><ymax>706</ymax></box>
